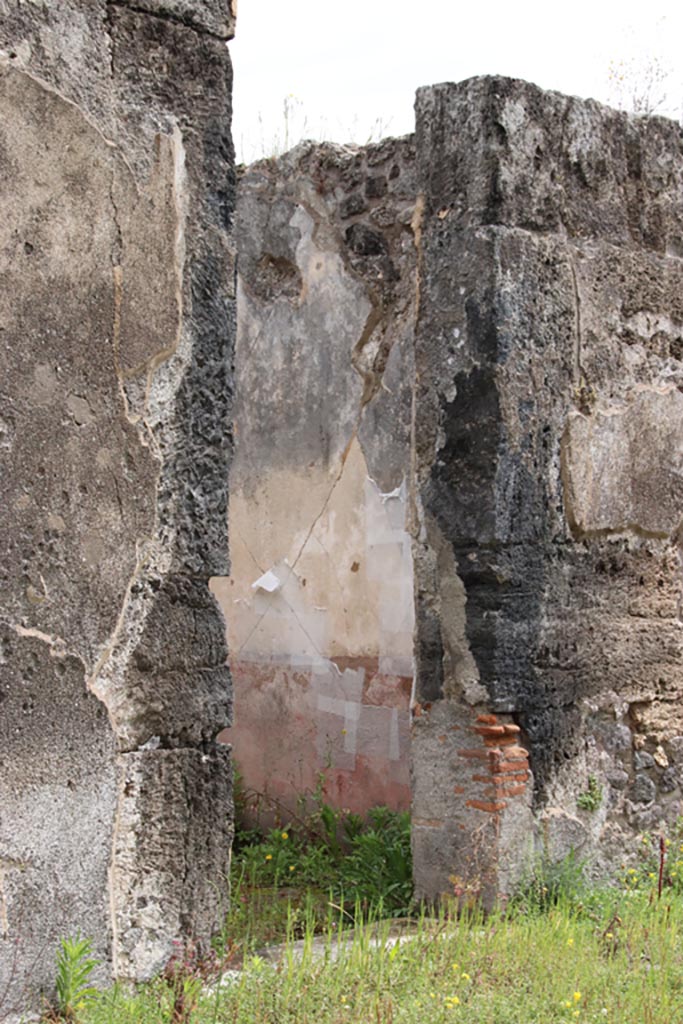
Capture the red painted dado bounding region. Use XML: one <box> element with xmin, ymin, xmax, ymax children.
<box><xmin>219</xmin><ymin>657</ymin><xmax>412</xmax><ymax>822</ymax></box>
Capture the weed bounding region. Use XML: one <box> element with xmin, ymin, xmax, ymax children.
<box><xmin>163</xmin><ymin>940</ymin><xmax>228</xmax><ymax>1023</ymax></box>
<box><xmin>232</xmin><ymin>764</ymin><xmax>412</xmax><ymax>906</ymax></box>
<box><xmin>577</xmin><ymin>775</ymin><xmax>603</xmax><ymax>812</ymax></box>
<box><xmin>620</xmin><ymin>818</ymin><xmax>683</xmax><ymax>896</ymax></box>
<box><xmin>224</xmin><ymin>767</ymin><xmax>414</xmax><ymax>953</ymax></box>
<box><xmin>52</xmin><ymin>934</ymin><xmax>99</xmax><ymax>1021</ymax></box>
<box><xmin>509</xmin><ymin>850</ymin><xmax>587</xmax><ymax>914</ymax></box>
<box><xmin>77</xmin><ymin>886</ymin><xmax>683</xmax><ymax>1023</ymax></box>
<box><xmin>339</xmin><ymin>808</ymin><xmax>412</xmax><ymax>915</ymax></box>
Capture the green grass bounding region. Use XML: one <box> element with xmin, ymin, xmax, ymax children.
<box><xmin>51</xmin><ymin>810</ymin><xmax>683</xmax><ymax>1023</ymax></box>
<box><xmin>77</xmin><ymin>887</ymin><xmax>683</xmax><ymax>1023</ymax></box>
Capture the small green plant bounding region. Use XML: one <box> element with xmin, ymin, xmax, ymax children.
<box><xmin>510</xmin><ymin>850</ymin><xmax>587</xmax><ymax>914</ymax></box>
<box><xmin>223</xmin><ymin>763</ymin><xmax>414</xmax><ymax>951</ymax></box>
<box><xmin>577</xmin><ymin>774</ymin><xmax>602</xmax><ymax>812</ymax></box>
<box><xmin>338</xmin><ymin>808</ymin><xmax>413</xmax><ymax>915</ymax></box>
<box><xmin>54</xmin><ymin>934</ymin><xmax>99</xmax><ymax>1021</ymax></box>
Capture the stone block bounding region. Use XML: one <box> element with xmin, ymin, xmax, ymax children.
<box><xmin>563</xmin><ymin>388</ymin><xmax>683</xmax><ymax>539</ymax></box>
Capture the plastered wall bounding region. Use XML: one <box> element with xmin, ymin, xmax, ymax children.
<box><xmin>212</xmin><ymin>138</ymin><xmax>418</xmax><ymax>815</ymax></box>
<box><xmin>0</xmin><ymin>1</ymin><xmax>236</xmax><ymax>1016</ymax></box>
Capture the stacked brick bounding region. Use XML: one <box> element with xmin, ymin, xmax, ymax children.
<box><xmin>458</xmin><ymin>715</ymin><xmax>530</xmax><ymax>814</ymax></box>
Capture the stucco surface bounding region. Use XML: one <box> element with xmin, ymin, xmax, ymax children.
<box><xmin>0</xmin><ymin>1</ymin><xmax>235</xmax><ymax>1015</ymax></box>
<box><xmin>213</xmin><ymin>139</ymin><xmax>417</xmax><ymax>816</ymax></box>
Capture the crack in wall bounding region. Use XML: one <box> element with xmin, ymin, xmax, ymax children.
<box><xmin>2</xmin><ymin>622</ymin><xmax>70</xmax><ymax>661</ymax></box>
<box><xmin>0</xmin><ymin>858</ymin><xmax>27</xmax><ymax>941</ymax></box>
<box><xmin>308</xmin><ymin>533</ymin><xmax>354</xmax><ymax>643</ymax></box>
<box><xmin>286</xmin><ymin>289</ymin><xmax>401</xmax><ymax>578</ymax></box>
<box><xmin>290</xmin><ymin>427</ymin><xmax>358</xmax><ymax>573</ymax></box>
<box><xmin>569</xmin><ymin>255</ymin><xmax>586</xmax><ymax>387</ymax></box>
<box><xmin>85</xmin><ymin>542</ymin><xmax>155</xmax><ymax>700</ymax></box>
<box><xmin>279</xmin><ymin>589</ymin><xmax>325</xmax><ymax>659</ymax></box>
<box><xmin>351</xmin><ymin>299</ymin><xmax>388</xmax><ymax>408</ymax></box>
<box><xmin>233</xmin><ymin>525</ymin><xmax>265</xmax><ymax>576</ymax></box>
<box><xmin>106</xmin><ymin>0</ymin><xmax>234</xmax><ymax>41</ymax></box>
<box><xmin>107</xmin><ymin>760</ymin><xmax>126</xmax><ymax>977</ymax></box>
<box><xmin>92</xmin><ymin>127</ymin><xmax>194</xmax><ymax>737</ymax></box>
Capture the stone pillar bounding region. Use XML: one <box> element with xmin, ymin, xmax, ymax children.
<box><xmin>411</xmin><ymin>77</ymin><xmax>683</xmax><ymax>901</ymax></box>
<box><xmin>0</xmin><ymin>1</ymin><xmax>236</xmax><ymax>1014</ymax></box>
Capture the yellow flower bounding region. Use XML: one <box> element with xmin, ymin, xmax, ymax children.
<box><xmin>574</xmin><ymin>992</ymin><xmax>582</xmax><ymax>1003</ymax></box>
<box><xmin>341</xmin><ymin>996</ymin><xmax>346</xmax><ymax>1003</ymax></box>
<box><xmin>565</xmin><ymin>1001</ymin><xmax>572</xmax><ymax>1009</ymax></box>
<box><xmin>446</xmin><ymin>995</ymin><xmax>460</xmax><ymax>1006</ymax></box>
<box><xmin>451</xmin><ymin>963</ymin><xmax>459</xmax><ymax>970</ymax></box>
<box><xmin>605</xmin><ymin>932</ymin><xmax>613</xmax><ymax>939</ymax></box>
<box><xmin>289</xmin><ymin>865</ymin><xmax>295</xmax><ymax>872</ymax></box>
<box><xmin>461</xmin><ymin>972</ymin><xmax>471</xmax><ymax>981</ymax></box>
<box><xmin>567</xmin><ymin>937</ymin><xmax>574</xmax><ymax>947</ymax></box>
<box><xmin>265</xmin><ymin>854</ymin><xmax>272</xmax><ymax>861</ymax></box>
<box><xmin>341</xmin><ymin>728</ymin><xmax>347</xmax><ymax>735</ymax></box>
<box><xmin>430</xmin><ymin>993</ymin><xmax>436</xmax><ymax>999</ymax></box>
<box><xmin>281</xmin><ymin>832</ymin><xmax>289</xmax><ymax>840</ymax></box>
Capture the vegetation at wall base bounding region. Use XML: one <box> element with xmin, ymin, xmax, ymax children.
<box><xmin>224</xmin><ymin>769</ymin><xmax>414</xmax><ymax>951</ymax></box>
<box><xmin>45</xmin><ymin>804</ymin><xmax>683</xmax><ymax>1023</ymax></box>
<box><xmin>71</xmin><ymin>882</ymin><xmax>683</xmax><ymax>1023</ymax></box>
<box><xmin>44</xmin><ymin>934</ymin><xmax>100</xmax><ymax>1022</ymax></box>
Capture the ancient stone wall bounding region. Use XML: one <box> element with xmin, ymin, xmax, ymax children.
<box><xmin>229</xmin><ymin>78</ymin><xmax>683</xmax><ymax>901</ymax></box>
<box><xmin>411</xmin><ymin>77</ymin><xmax>683</xmax><ymax>900</ymax></box>
<box><xmin>2</xmin><ymin>25</ymin><xmax>682</xmax><ymax>1011</ymax></box>
<box><xmin>0</xmin><ymin>1</ymin><xmax>236</xmax><ymax>1015</ymax></box>
<box><xmin>212</xmin><ymin>138</ymin><xmax>417</xmax><ymax>815</ymax></box>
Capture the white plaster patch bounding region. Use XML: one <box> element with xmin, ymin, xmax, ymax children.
<box><xmin>251</xmin><ymin>569</ymin><xmax>282</xmax><ymax>593</ymax></box>
<box><xmin>389</xmin><ymin>708</ymin><xmax>400</xmax><ymax>761</ymax></box>
<box><xmin>317</xmin><ymin>696</ymin><xmax>361</xmax><ymax>755</ymax></box>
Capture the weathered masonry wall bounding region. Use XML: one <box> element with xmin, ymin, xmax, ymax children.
<box><xmin>0</xmin><ymin>1</ymin><xmax>236</xmax><ymax>1016</ymax></box>
<box><xmin>1</xmin><ymin>29</ymin><xmax>682</xmax><ymax>1013</ymax></box>
<box><xmin>227</xmin><ymin>79</ymin><xmax>683</xmax><ymax>900</ymax></box>
<box><xmin>212</xmin><ymin>139</ymin><xmax>417</xmax><ymax>815</ymax></box>
<box><xmin>411</xmin><ymin>78</ymin><xmax>683</xmax><ymax>900</ymax></box>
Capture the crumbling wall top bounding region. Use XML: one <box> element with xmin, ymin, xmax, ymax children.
<box><xmin>417</xmin><ymin>76</ymin><xmax>683</xmax><ymax>252</ymax></box>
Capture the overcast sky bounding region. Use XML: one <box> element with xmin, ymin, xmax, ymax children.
<box><xmin>230</xmin><ymin>0</ymin><xmax>683</xmax><ymax>164</ymax></box>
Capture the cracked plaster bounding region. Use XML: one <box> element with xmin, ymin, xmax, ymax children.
<box><xmin>212</xmin><ymin>139</ymin><xmax>417</xmax><ymax>816</ymax></box>
<box><xmin>0</xmin><ymin>1</ymin><xmax>235</xmax><ymax>1015</ymax></box>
